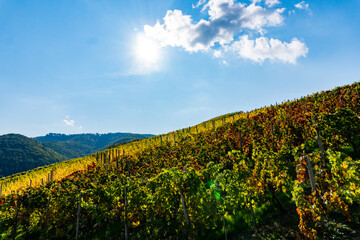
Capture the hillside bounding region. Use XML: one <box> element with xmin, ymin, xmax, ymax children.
<box><xmin>0</xmin><ymin>134</ymin><xmax>67</xmax><ymax>178</ymax></box>
<box><xmin>35</xmin><ymin>132</ymin><xmax>154</xmax><ymax>159</ymax></box>
<box><xmin>1</xmin><ymin>82</ymin><xmax>360</xmax><ymax>239</ymax></box>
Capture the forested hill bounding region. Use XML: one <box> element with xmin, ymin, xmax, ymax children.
<box><xmin>35</xmin><ymin>132</ymin><xmax>154</xmax><ymax>159</ymax></box>
<box><xmin>0</xmin><ymin>134</ymin><xmax>67</xmax><ymax>177</ymax></box>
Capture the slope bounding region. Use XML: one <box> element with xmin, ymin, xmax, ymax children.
<box><xmin>1</xmin><ymin>82</ymin><xmax>360</xmax><ymax>239</ymax></box>
<box><xmin>0</xmin><ymin>134</ymin><xmax>67</xmax><ymax>178</ymax></box>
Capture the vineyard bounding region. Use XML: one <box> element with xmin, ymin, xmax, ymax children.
<box><xmin>1</xmin><ymin>82</ymin><xmax>360</xmax><ymax>239</ymax></box>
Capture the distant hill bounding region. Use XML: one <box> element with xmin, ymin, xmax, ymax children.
<box><xmin>35</xmin><ymin>132</ymin><xmax>154</xmax><ymax>159</ymax></box>
<box><xmin>0</xmin><ymin>134</ymin><xmax>67</xmax><ymax>177</ymax></box>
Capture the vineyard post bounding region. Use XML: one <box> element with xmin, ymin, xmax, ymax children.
<box><xmin>247</xmin><ymin>195</ymin><xmax>258</xmax><ymax>236</ymax></box>
<box><xmin>124</xmin><ymin>184</ymin><xmax>128</xmax><ymax>240</ymax></box>
<box><xmin>76</xmin><ymin>192</ymin><xmax>82</xmax><ymax>240</ymax></box>
<box><xmin>222</xmin><ymin>216</ymin><xmax>228</xmax><ymax>240</ymax></box>
<box><xmin>303</xmin><ymin>155</ymin><xmax>316</xmax><ymax>192</ymax></box>
<box><xmin>271</xmin><ymin>123</ymin><xmax>276</xmax><ymax>151</ymax></box>
<box><xmin>180</xmin><ymin>191</ymin><xmax>192</xmax><ymax>240</ymax></box>
<box><xmin>196</xmin><ymin>125</ymin><xmax>198</xmax><ymax>133</ymax></box>
<box><xmin>239</xmin><ymin>130</ymin><xmax>243</xmax><ymax>153</ymax></box>
<box><xmin>305</xmin><ymin>104</ymin><xmax>326</xmax><ymax>164</ymax></box>
<box><xmin>313</xmin><ymin>117</ymin><xmax>326</xmax><ymax>164</ymax></box>
<box><xmin>29</xmin><ymin>179</ymin><xmax>32</xmax><ymax>188</ymax></box>
<box><xmin>0</xmin><ymin>183</ymin><xmax>2</xmax><ymax>196</ymax></box>
<box><xmin>43</xmin><ymin>194</ymin><xmax>51</xmax><ymax>238</ymax></box>
<box><xmin>124</xmin><ymin>161</ymin><xmax>130</xmax><ymax>239</ymax></box>
<box><xmin>41</xmin><ymin>178</ymin><xmax>43</xmax><ymax>185</ymax></box>
<box><xmin>12</xmin><ymin>202</ymin><xmax>19</xmax><ymax>240</ymax></box>
<box><xmin>127</xmin><ymin>162</ymin><xmax>130</xmax><ymax>176</ymax></box>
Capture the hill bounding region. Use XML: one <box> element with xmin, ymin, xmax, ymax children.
<box><xmin>1</xmin><ymin>82</ymin><xmax>360</xmax><ymax>239</ymax></box>
<box><xmin>35</xmin><ymin>132</ymin><xmax>154</xmax><ymax>159</ymax></box>
<box><xmin>0</xmin><ymin>134</ymin><xmax>67</xmax><ymax>178</ymax></box>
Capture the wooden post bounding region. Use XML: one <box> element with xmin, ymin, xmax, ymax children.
<box><xmin>43</xmin><ymin>194</ymin><xmax>51</xmax><ymax>240</ymax></box>
<box><xmin>0</xmin><ymin>183</ymin><xmax>2</xmax><ymax>196</ymax></box>
<box><xmin>305</xmin><ymin>104</ymin><xmax>326</xmax><ymax>164</ymax></box>
<box><xmin>222</xmin><ymin>216</ymin><xmax>228</xmax><ymax>240</ymax></box>
<box><xmin>239</xmin><ymin>130</ymin><xmax>243</xmax><ymax>153</ymax></box>
<box><xmin>124</xmin><ymin>186</ymin><xmax>128</xmax><ymax>240</ymax></box>
<box><xmin>76</xmin><ymin>192</ymin><xmax>82</xmax><ymax>240</ymax></box>
<box><xmin>12</xmin><ymin>203</ymin><xmax>19</xmax><ymax>240</ymax></box>
<box><xmin>313</xmin><ymin>117</ymin><xmax>326</xmax><ymax>163</ymax></box>
<box><xmin>127</xmin><ymin>162</ymin><xmax>130</xmax><ymax>177</ymax></box>
<box><xmin>45</xmin><ymin>194</ymin><xmax>51</xmax><ymax>218</ymax></box>
<box><xmin>271</xmin><ymin>123</ymin><xmax>276</xmax><ymax>151</ymax></box>
<box><xmin>180</xmin><ymin>191</ymin><xmax>192</xmax><ymax>240</ymax></box>
<box><xmin>247</xmin><ymin>195</ymin><xmax>258</xmax><ymax>235</ymax></box>
<box><xmin>304</xmin><ymin>156</ymin><xmax>316</xmax><ymax>192</ymax></box>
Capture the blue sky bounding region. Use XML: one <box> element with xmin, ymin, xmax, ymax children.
<box><xmin>0</xmin><ymin>0</ymin><xmax>359</xmax><ymax>137</ymax></box>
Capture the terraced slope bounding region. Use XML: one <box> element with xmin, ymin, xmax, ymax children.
<box><xmin>0</xmin><ymin>82</ymin><xmax>359</xmax><ymax>239</ymax></box>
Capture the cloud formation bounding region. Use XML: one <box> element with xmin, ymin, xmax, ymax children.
<box><xmin>63</xmin><ymin>119</ymin><xmax>75</xmax><ymax>127</ymax></box>
<box><xmin>232</xmin><ymin>35</ymin><xmax>308</xmax><ymax>64</ymax></box>
<box><xmin>144</xmin><ymin>0</ymin><xmax>308</xmax><ymax>64</ymax></box>
<box><xmin>265</xmin><ymin>0</ymin><xmax>280</xmax><ymax>8</ymax></box>
<box><xmin>295</xmin><ymin>1</ymin><xmax>309</xmax><ymax>10</ymax></box>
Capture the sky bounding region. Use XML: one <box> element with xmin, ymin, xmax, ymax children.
<box><xmin>0</xmin><ymin>0</ymin><xmax>359</xmax><ymax>137</ymax></box>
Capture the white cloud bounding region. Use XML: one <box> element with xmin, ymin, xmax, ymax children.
<box><xmin>63</xmin><ymin>119</ymin><xmax>75</xmax><ymax>127</ymax></box>
<box><xmin>145</xmin><ymin>1</ymin><xmax>285</xmax><ymax>52</ymax></box>
<box><xmin>213</xmin><ymin>50</ymin><xmax>222</xmax><ymax>58</ymax></box>
<box><xmin>144</xmin><ymin>0</ymin><xmax>308</xmax><ymax>64</ymax></box>
<box><xmin>193</xmin><ymin>0</ymin><xmax>207</xmax><ymax>8</ymax></box>
<box><xmin>232</xmin><ymin>35</ymin><xmax>308</xmax><ymax>64</ymax></box>
<box><xmin>295</xmin><ymin>1</ymin><xmax>309</xmax><ymax>10</ymax></box>
<box><xmin>265</xmin><ymin>0</ymin><xmax>280</xmax><ymax>7</ymax></box>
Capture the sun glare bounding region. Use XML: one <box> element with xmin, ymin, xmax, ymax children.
<box><xmin>135</xmin><ymin>35</ymin><xmax>160</xmax><ymax>64</ymax></box>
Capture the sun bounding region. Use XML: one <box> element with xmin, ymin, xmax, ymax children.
<box><xmin>135</xmin><ymin>34</ymin><xmax>160</xmax><ymax>64</ymax></box>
